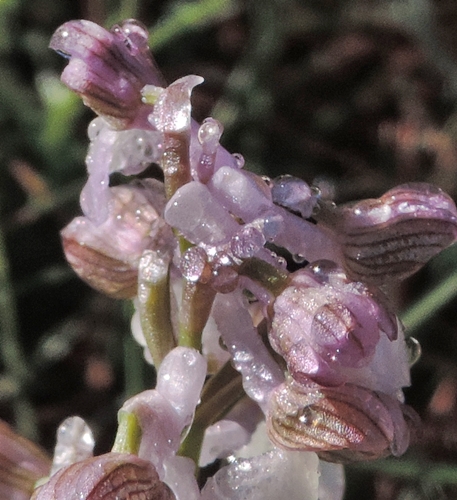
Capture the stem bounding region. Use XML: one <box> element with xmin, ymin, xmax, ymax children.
<box><xmin>238</xmin><ymin>257</ymin><xmax>290</xmax><ymax>297</ymax></box>
<box><xmin>179</xmin><ymin>361</ymin><xmax>244</xmax><ymax>466</ymax></box>
<box><xmin>138</xmin><ymin>259</ymin><xmax>176</xmax><ymax>367</ymax></box>
<box><xmin>401</xmin><ymin>268</ymin><xmax>457</xmax><ymax>335</ymax></box>
<box><xmin>178</xmin><ymin>281</ymin><xmax>215</xmax><ymax>350</ymax></box>
<box><xmin>0</xmin><ymin>222</ymin><xmax>37</xmax><ymax>440</ymax></box>
<box><xmin>162</xmin><ymin>132</ymin><xmax>192</xmax><ymax>201</ymax></box>
<box><xmin>112</xmin><ymin>411</ymin><xmax>142</xmax><ymax>454</ymax></box>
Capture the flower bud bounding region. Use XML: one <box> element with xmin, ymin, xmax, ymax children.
<box><xmin>269</xmin><ymin>260</ymin><xmax>397</xmax><ymax>386</ymax></box>
<box><xmin>31</xmin><ymin>452</ymin><xmax>175</xmax><ymax>500</ymax></box>
<box><xmin>267</xmin><ymin>379</ymin><xmax>414</xmax><ymax>463</ymax></box>
<box><xmin>335</xmin><ymin>183</ymin><xmax>457</xmax><ymax>284</ymax></box>
<box><xmin>61</xmin><ymin>181</ymin><xmax>173</xmax><ymax>299</ymax></box>
<box><xmin>50</xmin><ymin>20</ymin><xmax>163</xmax><ymax>129</ymax></box>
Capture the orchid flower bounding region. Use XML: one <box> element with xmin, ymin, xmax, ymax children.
<box><xmin>31</xmin><ymin>16</ymin><xmax>457</xmax><ymax>500</ymax></box>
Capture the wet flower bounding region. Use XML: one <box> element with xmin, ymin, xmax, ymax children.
<box><xmin>31</xmin><ymin>452</ymin><xmax>175</xmax><ymax>500</ymax></box>
<box><xmin>267</xmin><ymin>378</ymin><xmax>414</xmax><ymax>463</ymax></box>
<box><xmin>118</xmin><ymin>346</ymin><xmax>206</xmax><ymax>500</ymax></box>
<box><xmin>270</xmin><ymin>175</ymin><xmax>319</xmax><ymax>218</ymax></box>
<box><xmin>201</xmin><ymin>420</ymin><xmax>344</xmax><ymax>500</ymax></box>
<box><xmin>269</xmin><ymin>260</ymin><xmax>398</xmax><ymax>387</ymax></box>
<box><xmin>144</xmin><ymin>76</ymin><xmax>204</xmax><ymax>134</ymax></box>
<box><xmin>47</xmin><ymin>15</ymin><xmax>457</xmax><ymax>500</ymax></box>
<box><xmin>49</xmin><ymin>19</ymin><xmax>163</xmax><ymax>129</ymax></box>
<box><xmin>81</xmin><ymin>118</ymin><xmax>163</xmax><ymax>223</ymax></box>
<box><xmin>324</xmin><ymin>183</ymin><xmax>457</xmax><ymax>284</ymax></box>
<box><xmin>61</xmin><ymin>180</ymin><xmax>173</xmax><ymax>298</ymax></box>
<box><xmin>49</xmin><ymin>416</ymin><xmax>95</xmax><ymax>476</ymax></box>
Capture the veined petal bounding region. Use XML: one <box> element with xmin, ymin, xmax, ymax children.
<box><xmin>267</xmin><ymin>379</ymin><xmax>415</xmax><ymax>462</ymax></box>
<box><xmin>31</xmin><ymin>453</ymin><xmax>174</xmax><ymax>500</ymax></box>
<box><xmin>335</xmin><ymin>183</ymin><xmax>457</xmax><ymax>284</ymax></box>
<box><xmin>50</xmin><ymin>20</ymin><xmax>163</xmax><ymax>129</ymax></box>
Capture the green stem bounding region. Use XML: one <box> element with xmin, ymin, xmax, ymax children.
<box><xmin>178</xmin><ymin>281</ymin><xmax>215</xmax><ymax>350</ymax></box>
<box><xmin>0</xmin><ymin>222</ymin><xmax>37</xmax><ymax>440</ymax></box>
<box><xmin>238</xmin><ymin>257</ymin><xmax>290</xmax><ymax>297</ymax></box>
<box><xmin>401</xmin><ymin>268</ymin><xmax>457</xmax><ymax>335</ymax></box>
<box><xmin>112</xmin><ymin>411</ymin><xmax>142</xmax><ymax>454</ymax></box>
<box><xmin>138</xmin><ymin>260</ymin><xmax>176</xmax><ymax>367</ymax></box>
<box><xmin>123</xmin><ymin>330</ymin><xmax>146</xmax><ymax>398</ymax></box>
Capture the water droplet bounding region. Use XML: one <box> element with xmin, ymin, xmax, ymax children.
<box><xmin>262</xmin><ymin>211</ymin><xmax>283</xmax><ymax>240</ymax></box>
<box><xmin>198</xmin><ymin>118</ymin><xmax>223</xmax><ymax>152</ymax></box>
<box><xmin>111</xmin><ymin>19</ymin><xmax>149</xmax><ymax>52</ymax></box>
<box><xmin>87</xmin><ymin>118</ymin><xmax>104</xmax><ymax>141</ymax></box>
<box><xmin>308</xmin><ymin>260</ymin><xmax>340</xmax><ymax>283</ymax></box>
<box><xmin>211</xmin><ymin>264</ymin><xmax>239</xmax><ymax>293</ymax></box>
<box><xmin>180</xmin><ymin>247</ymin><xmax>208</xmax><ymax>282</ymax></box>
<box><xmin>232</xmin><ymin>153</ymin><xmax>245</xmax><ymax>169</ymax></box>
<box><xmin>271</xmin><ymin>175</ymin><xmax>317</xmax><ymax>218</ymax></box>
<box><xmin>51</xmin><ymin>417</ymin><xmax>94</xmax><ymax>475</ymax></box>
<box><xmin>406</xmin><ymin>336</ymin><xmax>421</xmax><ymax>366</ymax></box>
<box><xmin>297</xmin><ymin>407</ymin><xmax>319</xmax><ymax>426</ymax></box>
<box><xmin>231</xmin><ymin>226</ymin><xmax>265</xmax><ymax>258</ymax></box>
<box><xmin>274</xmin><ymin>255</ymin><xmax>288</xmax><ymax>269</ymax></box>
<box><xmin>292</xmin><ymin>254</ymin><xmax>307</xmax><ymax>264</ymax></box>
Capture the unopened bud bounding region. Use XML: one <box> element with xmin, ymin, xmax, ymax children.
<box><xmin>269</xmin><ymin>260</ymin><xmax>397</xmax><ymax>386</ymax></box>
<box><xmin>31</xmin><ymin>452</ymin><xmax>175</xmax><ymax>500</ymax></box>
<box><xmin>334</xmin><ymin>183</ymin><xmax>457</xmax><ymax>284</ymax></box>
<box><xmin>267</xmin><ymin>379</ymin><xmax>414</xmax><ymax>463</ymax></box>
<box><xmin>50</xmin><ymin>20</ymin><xmax>163</xmax><ymax>129</ymax></box>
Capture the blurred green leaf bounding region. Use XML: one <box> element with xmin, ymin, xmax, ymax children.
<box><xmin>150</xmin><ymin>0</ymin><xmax>239</xmax><ymax>51</ymax></box>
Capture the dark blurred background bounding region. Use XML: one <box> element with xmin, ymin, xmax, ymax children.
<box><xmin>2</xmin><ymin>0</ymin><xmax>457</xmax><ymax>498</ymax></box>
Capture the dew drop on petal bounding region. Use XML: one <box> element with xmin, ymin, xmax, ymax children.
<box><xmin>406</xmin><ymin>336</ymin><xmax>421</xmax><ymax>366</ymax></box>
<box><xmin>111</xmin><ymin>19</ymin><xmax>150</xmax><ymax>53</ymax></box>
<box><xmin>292</xmin><ymin>254</ymin><xmax>307</xmax><ymax>264</ymax></box>
<box><xmin>180</xmin><ymin>247</ymin><xmax>208</xmax><ymax>282</ymax></box>
<box><xmin>232</xmin><ymin>153</ymin><xmax>245</xmax><ymax>169</ymax></box>
<box><xmin>211</xmin><ymin>264</ymin><xmax>239</xmax><ymax>293</ymax></box>
<box><xmin>87</xmin><ymin>117</ymin><xmax>104</xmax><ymax>141</ymax></box>
<box><xmin>231</xmin><ymin>227</ymin><xmax>265</xmax><ymax>259</ymax></box>
<box><xmin>198</xmin><ymin>118</ymin><xmax>223</xmax><ymax>153</ymax></box>
<box><xmin>271</xmin><ymin>175</ymin><xmax>317</xmax><ymax>218</ymax></box>
<box><xmin>51</xmin><ymin>416</ymin><xmax>95</xmax><ymax>476</ymax></box>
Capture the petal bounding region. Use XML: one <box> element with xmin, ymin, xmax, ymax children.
<box><xmin>337</xmin><ymin>183</ymin><xmax>457</xmax><ymax>284</ymax></box>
